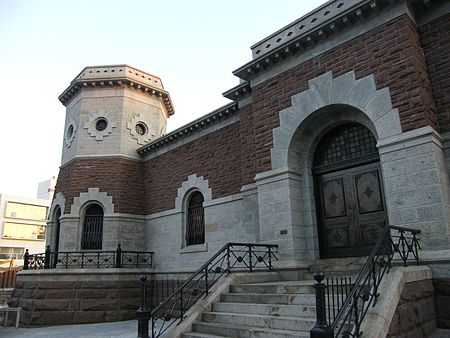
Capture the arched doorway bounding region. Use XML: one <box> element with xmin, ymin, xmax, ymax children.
<box><xmin>313</xmin><ymin>123</ymin><xmax>387</xmax><ymax>258</ymax></box>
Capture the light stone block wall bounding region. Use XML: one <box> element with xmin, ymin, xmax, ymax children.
<box><xmin>378</xmin><ymin>127</ymin><xmax>450</xmax><ymax>250</ymax></box>
<box><xmin>61</xmin><ymin>87</ymin><xmax>167</xmax><ymax>165</ymax></box>
<box><xmin>255</xmin><ymin>169</ymin><xmax>318</xmax><ymax>266</ymax></box>
<box><xmin>58</xmin><ymin>214</ymin><xmax>145</xmax><ymax>252</ymax></box>
<box><xmin>145</xmin><ymin>191</ymin><xmax>259</xmax><ymax>273</ymax></box>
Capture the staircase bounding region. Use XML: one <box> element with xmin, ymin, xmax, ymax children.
<box><xmin>182</xmin><ymin>258</ymin><xmax>365</xmax><ymax>338</ymax></box>
<box><xmin>182</xmin><ymin>279</ymin><xmax>317</xmax><ymax>337</ymax></box>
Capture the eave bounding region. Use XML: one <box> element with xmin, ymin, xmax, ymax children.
<box><xmin>137</xmin><ymin>102</ymin><xmax>239</xmax><ymax>156</ymax></box>
<box><xmin>58</xmin><ymin>77</ymin><xmax>175</xmax><ymax>117</ymax></box>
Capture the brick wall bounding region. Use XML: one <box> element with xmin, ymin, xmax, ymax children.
<box><xmin>143</xmin><ymin>122</ymin><xmax>243</xmax><ymax>214</ymax></box>
<box><xmin>238</xmin><ymin>104</ymin><xmax>257</xmax><ymax>186</ymax></box>
<box><xmin>250</xmin><ymin>14</ymin><xmax>437</xmax><ymax>174</ymax></box>
<box><xmin>55</xmin><ymin>15</ymin><xmax>443</xmax><ymax>216</ymax></box>
<box><xmin>55</xmin><ymin>157</ymin><xmax>145</xmax><ymax>215</ymax></box>
<box><xmin>419</xmin><ymin>14</ymin><xmax>450</xmax><ymax>132</ymax></box>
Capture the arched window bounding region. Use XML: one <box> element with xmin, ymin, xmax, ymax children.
<box><xmin>81</xmin><ymin>204</ymin><xmax>103</xmax><ymax>250</ymax></box>
<box><xmin>186</xmin><ymin>191</ymin><xmax>205</xmax><ymax>246</ymax></box>
<box><xmin>54</xmin><ymin>207</ymin><xmax>61</xmax><ymax>252</ymax></box>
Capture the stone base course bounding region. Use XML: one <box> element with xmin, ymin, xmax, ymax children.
<box><xmin>9</xmin><ymin>279</ymin><xmax>142</xmax><ymax>326</ymax></box>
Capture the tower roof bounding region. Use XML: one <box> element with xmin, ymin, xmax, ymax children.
<box><xmin>58</xmin><ymin>64</ymin><xmax>174</xmax><ymax>117</ymax></box>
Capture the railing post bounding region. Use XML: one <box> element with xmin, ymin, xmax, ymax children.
<box><xmin>268</xmin><ymin>246</ymin><xmax>272</xmax><ymax>271</ymax></box>
<box><xmin>226</xmin><ymin>245</ymin><xmax>231</xmax><ymax>273</ymax></box>
<box><xmin>137</xmin><ymin>275</ymin><xmax>151</xmax><ymax>338</ymax></box>
<box><xmin>248</xmin><ymin>245</ymin><xmax>253</xmax><ymax>272</ymax></box>
<box><xmin>205</xmin><ymin>266</ymin><xmax>209</xmax><ymax>295</ymax></box>
<box><xmin>310</xmin><ymin>271</ymin><xmax>333</xmax><ymax>338</ymax></box>
<box><xmin>115</xmin><ymin>243</ymin><xmax>122</xmax><ymax>268</ymax></box>
<box><xmin>44</xmin><ymin>245</ymin><xmax>51</xmax><ymax>269</ymax></box>
<box><xmin>23</xmin><ymin>249</ymin><xmax>29</xmax><ymax>270</ymax></box>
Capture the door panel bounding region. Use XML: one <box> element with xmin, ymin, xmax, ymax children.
<box><xmin>316</xmin><ymin>162</ymin><xmax>387</xmax><ymax>258</ymax></box>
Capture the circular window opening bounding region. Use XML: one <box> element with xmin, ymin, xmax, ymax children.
<box><xmin>67</xmin><ymin>125</ymin><xmax>74</xmax><ymax>139</ymax></box>
<box><xmin>95</xmin><ymin>118</ymin><xmax>108</xmax><ymax>131</ymax></box>
<box><xmin>135</xmin><ymin>122</ymin><xmax>147</xmax><ymax>136</ymax></box>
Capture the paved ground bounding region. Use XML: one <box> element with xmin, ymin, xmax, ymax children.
<box><xmin>0</xmin><ymin>320</ymin><xmax>138</xmax><ymax>338</ymax></box>
<box><xmin>1</xmin><ymin>320</ymin><xmax>449</xmax><ymax>337</ymax></box>
<box><xmin>430</xmin><ymin>328</ymin><xmax>450</xmax><ymax>338</ymax></box>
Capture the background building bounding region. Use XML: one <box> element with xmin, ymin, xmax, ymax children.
<box><xmin>0</xmin><ymin>194</ymin><xmax>49</xmax><ymax>265</ymax></box>
<box><xmin>36</xmin><ymin>176</ymin><xmax>57</xmax><ymax>201</ymax></box>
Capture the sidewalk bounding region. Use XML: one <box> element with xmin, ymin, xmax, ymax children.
<box><xmin>0</xmin><ymin>320</ymin><xmax>138</xmax><ymax>338</ymax></box>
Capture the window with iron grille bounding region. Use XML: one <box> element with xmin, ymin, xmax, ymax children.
<box><xmin>81</xmin><ymin>204</ymin><xmax>103</xmax><ymax>250</ymax></box>
<box><xmin>186</xmin><ymin>191</ymin><xmax>205</xmax><ymax>246</ymax></box>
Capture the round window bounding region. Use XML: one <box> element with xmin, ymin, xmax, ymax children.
<box><xmin>67</xmin><ymin>124</ymin><xmax>74</xmax><ymax>139</ymax></box>
<box><xmin>135</xmin><ymin>122</ymin><xmax>147</xmax><ymax>136</ymax></box>
<box><xmin>95</xmin><ymin>118</ymin><xmax>108</xmax><ymax>131</ymax></box>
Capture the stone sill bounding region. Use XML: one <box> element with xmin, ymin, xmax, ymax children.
<box><xmin>180</xmin><ymin>243</ymin><xmax>208</xmax><ymax>254</ymax></box>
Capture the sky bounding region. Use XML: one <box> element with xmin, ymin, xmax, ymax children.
<box><xmin>0</xmin><ymin>0</ymin><xmax>327</xmax><ymax>198</ymax></box>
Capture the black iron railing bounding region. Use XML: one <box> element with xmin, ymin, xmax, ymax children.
<box><xmin>310</xmin><ymin>225</ymin><xmax>421</xmax><ymax>338</ymax></box>
<box><xmin>23</xmin><ymin>244</ymin><xmax>154</xmax><ymax>270</ymax></box>
<box><xmin>145</xmin><ymin>242</ymin><xmax>278</xmax><ymax>338</ymax></box>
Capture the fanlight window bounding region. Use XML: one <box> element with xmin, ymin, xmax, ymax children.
<box><xmin>313</xmin><ymin>124</ymin><xmax>378</xmax><ymax>173</ymax></box>
<box><xmin>81</xmin><ymin>204</ymin><xmax>103</xmax><ymax>250</ymax></box>
<box><xmin>186</xmin><ymin>191</ymin><xmax>205</xmax><ymax>246</ymax></box>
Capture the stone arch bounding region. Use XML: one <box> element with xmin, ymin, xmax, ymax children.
<box><xmin>48</xmin><ymin>192</ymin><xmax>66</xmax><ymax>220</ymax></box>
<box><xmin>175</xmin><ymin>174</ymin><xmax>212</xmax><ymax>212</ymax></box>
<box><xmin>70</xmin><ymin>187</ymin><xmax>114</xmax><ymax>216</ymax></box>
<box><xmin>46</xmin><ymin>192</ymin><xmax>66</xmax><ymax>250</ymax></box>
<box><xmin>175</xmin><ymin>174</ymin><xmax>212</xmax><ymax>250</ymax></box>
<box><xmin>271</xmin><ymin>70</ymin><xmax>401</xmax><ymax>170</ymax></box>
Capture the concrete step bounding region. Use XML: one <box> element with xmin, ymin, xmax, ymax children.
<box><xmin>191</xmin><ymin>321</ymin><xmax>309</xmax><ymax>338</ymax></box>
<box><xmin>221</xmin><ymin>292</ymin><xmax>316</xmax><ymax>306</ymax></box>
<box><xmin>309</xmin><ymin>257</ymin><xmax>367</xmax><ymax>274</ymax></box>
<box><xmin>202</xmin><ymin>312</ymin><xmax>316</xmax><ymax>332</ymax></box>
<box><xmin>230</xmin><ymin>281</ymin><xmax>315</xmax><ymax>294</ymax></box>
<box><xmin>182</xmin><ymin>332</ymin><xmax>230</xmax><ymax>338</ymax></box>
<box><xmin>212</xmin><ymin>302</ymin><xmax>317</xmax><ymax>318</ymax></box>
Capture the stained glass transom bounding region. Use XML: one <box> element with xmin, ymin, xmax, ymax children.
<box><xmin>314</xmin><ymin>124</ymin><xmax>377</xmax><ymax>167</ymax></box>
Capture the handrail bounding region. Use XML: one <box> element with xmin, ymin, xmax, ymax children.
<box><xmin>311</xmin><ymin>225</ymin><xmax>421</xmax><ymax>338</ymax></box>
<box><xmin>149</xmin><ymin>242</ymin><xmax>278</xmax><ymax>338</ymax></box>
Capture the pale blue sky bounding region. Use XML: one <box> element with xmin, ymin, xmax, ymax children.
<box><xmin>0</xmin><ymin>0</ymin><xmax>326</xmax><ymax>198</ymax></box>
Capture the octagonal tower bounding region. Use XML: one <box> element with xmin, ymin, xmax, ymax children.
<box><xmin>59</xmin><ymin>64</ymin><xmax>174</xmax><ymax>164</ymax></box>
<box><xmin>48</xmin><ymin>65</ymin><xmax>174</xmax><ymax>253</ymax></box>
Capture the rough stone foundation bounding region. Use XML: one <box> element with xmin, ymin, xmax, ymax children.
<box><xmin>387</xmin><ymin>279</ymin><xmax>437</xmax><ymax>337</ymax></box>
<box><xmin>433</xmin><ymin>278</ymin><xmax>450</xmax><ymax>329</ymax></box>
<box><xmin>8</xmin><ymin>269</ymin><xmax>151</xmax><ymax>326</ymax></box>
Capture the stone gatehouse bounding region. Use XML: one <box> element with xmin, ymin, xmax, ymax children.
<box><xmin>11</xmin><ymin>0</ymin><xmax>450</xmax><ymax>330</ymax></box>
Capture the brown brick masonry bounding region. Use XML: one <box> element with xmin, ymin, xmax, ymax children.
<box><xmin>55</xmin><ymin>15</ymin><xmax>442</xmax><ymax>215</ymax></box>
<box><xmin>143</xmin><ymin>122</ymin><xmax>243</xmax><ymax>214</ymax></box>
<box><xmin>55</xmin><ymin>157</ymin><xmax>146</xmax><ymax>215</ymax></box>
<box><xmin>249</xmin><ymin>14</ymin><xmax>437</xmax><ymax>174</ymax></box>
<box><xmin>419</xmin><ymin>14</ymin><xmax>450</xmax><ymax>132</ymax></box>
<box><xmin>55</xmin><ymin>121</ymin><xmax>243</xmax><ymax>215</ymax></box>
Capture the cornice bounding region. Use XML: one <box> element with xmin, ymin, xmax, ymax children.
<box><xmin>59</xmin><ymin>65</ymin><xmax>174</xmax><ymax>117</ymax></box>
<box><xmin>222</xmin><ymin>82</ymin><xmax>251</xmax><ymax>101</ymax></box>
<box><xmin>233</xmin><ymin>0</ymin><xmax>403</xmax><ymax>81</ymax></box>
<box><xmin>137</xmin><ymin>102</ymin><xmax>238</xmax><ymax>156</ymax></box>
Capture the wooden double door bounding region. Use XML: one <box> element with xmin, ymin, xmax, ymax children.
<box><xmin>315</xmin><ymin>161</ymin><xmax>387</xmax><ymax>258</ymax></box>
